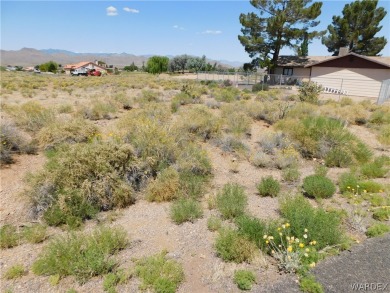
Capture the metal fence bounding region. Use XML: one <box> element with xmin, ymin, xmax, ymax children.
<box><xmin>196</xmin><ymin>72</ymin><xmax>308</xmax><ymax>86</ymax></box>
<box><xmin>196</xmin><ymin>71</ymin><xmax>384</xmax><ymax>99</ymax></box>
<box><xmin>377</xmin><ymin>79</ymin><xmax>390</xmax><ymax>105</ymax></box>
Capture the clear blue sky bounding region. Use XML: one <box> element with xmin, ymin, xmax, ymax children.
<box><xmin>1</xmin><ymin>1</ymin><xmax>389</xmax><ymax>63</ymax></box>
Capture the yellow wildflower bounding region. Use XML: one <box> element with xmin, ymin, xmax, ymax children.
<box><xmin>304</xmin><ymin>253</ymin><xmax>309</xmax><ymax>257</ymax></box>
<box><xmin>299</xmin><ymin>243</ymin><xmax>304</xmax><ymax>248</ymax></box>
<box><xmin>266</xmin><ymin>240</ymin><xmax>269</xmax><ymax>244</ymax></box>
<box><xmin>312</xmin><ymin>240</ymin><xmax>317</xmax><ymax>245</ymax></box>
<box><xmin>305</xmin><ymin>248</ymin><xmax>310</xmax><ymax>252</ymax></box>
<box><xmin>277</xmin><ymin>227</ymin><xmax>281</xmax><ymax>231</ymax></box>
<box><xmin>263</xmin><ymin>235</ymin><xmax>267</xmax><ymax>239</ymax></box>
<box><xmin>286</xmin><ymin>223</ymin><xmax>290</xmax><ymax>228</ymax></box>
<box><xmin>287</xmin><ymin>246</ymin><xmax>293</xmax><ymax>252</ymax></box>
<box><xmin>309</xmin><ymin>262</ymin><xmax>316</xmax><ymax>268</ymax></box>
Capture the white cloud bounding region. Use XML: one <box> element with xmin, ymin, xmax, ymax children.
<box><xmin>202</xmin><ymin>30</ymin><xmax>222</xmax><ymax>35</ymax></box>
<box><xmin>106</xmin><ymin>6</ymin><xmax>118</xmax><ymax>16</ymax></box>
<box><xmin>173</xmin><ymin>25</ymin><xmax>185</xmax><ymax>30</ymax></box>
<box><xmin>124</xmin><ymin>7</ymin><xmax>139</xmax><ymax>13</ymax></box>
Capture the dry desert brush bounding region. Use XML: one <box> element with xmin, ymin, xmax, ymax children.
<box><xmin>0</xmin><ymin>120</ymin><xmax>36</xmax><ymax>165</ymax></box>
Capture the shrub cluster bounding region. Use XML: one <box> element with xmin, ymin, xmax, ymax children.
<box><xmin>0</xmin><ymin>120</ymin><xmax>36</xmax><ymax>165</ymax></box>
<box><xmin>215</xmin><ymin>228</ymin><xmax>257</xmax><ymax>263</ymax></box>
<box><xmin>27</xmin><ymin>108</ymin><xmax>213</xmax><ymax>226</ymax></box>
<box><xmin>216</xmin><ymin>183</ymin><xmax>248</xmax><ymax>219</ymax></box>
<box><xmin>302</xmin><ymin>175</ymin><xmax>336</xmax><ymax>199</ymax></box>
<box><xmin>298</xmin><ymin>81</ymin><xmax>322</xmax><ymax>104</ymax></box>
<box><xmin>257</xmin><ymin>176</ymin><xmax>281</xmax><ymax>197</ymax></box>
<box><xmin>0</xmin><ymin>224</ymin><xmax>47</xmax><ymax>249</ymax></box>
<box><xmin>32</xmin><ymin>226</ymin><xmax>128</xmax><ymax>283</ymax></box>
<box><xmin>135</xmin><ymin>251</ymin><xmax>184</xmax><ymax>293</ymax></box>
<box><xmin>170</xmin><ymin>198</ymin><xmax>203</xmax><ymax>224</ymax></box>
<box><xmin>233</xmin><ymin>270</ymin><xmax>256</xmax><ymax>290</ymax></box>
<box><xmin>37</xmin><ymin>119</ymin><xmax>99</xmax><ymax>149</ymax></box>
<box><xmin>277</xmin><ymin>116</ymin><xmax>372</xmax><ymax>167</ymax></box>
<box><xmin>280</xmin><ymin>195</ymin><xmax>344</xmax><ymax>250</ymax></box>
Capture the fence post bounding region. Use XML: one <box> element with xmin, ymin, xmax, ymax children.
<box><xmin>280</xmin><ymin>74</ymin><xmax>282</xmax><ymax>86</ymax></box>
<box><xmin>339</xmin><ymin>79</ymin><xmax>344</xmax><ymax>101</ymax></box>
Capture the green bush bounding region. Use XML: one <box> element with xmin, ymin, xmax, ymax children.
<box><xmin>171</xmin><ymin>92</ymin><xmax>202</xmax><ymax>112</ymax></box>
<box><xmin>367</xmin><ymin>194</ymin><xmax>389</xmax><ymax>207</ymax></box>
<box><xmin>360</xmin><ymin>156</ymin><xmax>389</xmax><ymax>179</ymax></box>
<box><xmin>298</xmin><ymin>82</ymin><xmax>322</xmax><ymax>104</ymax></box>
<box><xmin>359</xmin><ymin>181</ymin><xmax>383</xmax><ymax>193</ymax></box>
<box><xmin>378</xmin><ymin>125</ymin><xmax>390</xmax><ymax>145</ymax></box>
<box><xmin>43</xmin><ymin>192</ymin><xmax>99</xmax><ymax>228</ymax></box>
<box><xmin>22</xmin><ymin>224</ymin><xmax>47</xmax><ymax>244</ymax></box>
<box><xmin>299</xmin><ymin>275</ymin><xmax>324</xmax><ymax>293</ymax></box>
<box><xmin>338</xmin><ymin>172</ymin><xmax>359</xmax><ymax>194</ymax></box>
<box><xmin>372</xmin><ymin>208</ymin><xmax>390</xmax><ymax>221</ymax></box>
<box><xmin>32</xmin><ymin>226</ymin><xmax>127</xmax><ymax>283</ymax></box>
<box><xmin>276</xmin><ymin>116</ymin><xmax>372</xmax><ymax>166</ymax></box>
<box><xmin>176</xmin><ymin>143</ymin><xmax>212</xmax><ymax>176</ymax></box>
<box><xmin>257</xmin><ymin>176</ymin><xmax>281</xmax><ymax>197</ymax></box>
<box><xmin>103</xmin><ymin>273</ymin><xmax>120</xmax><ymax>293</ymax></box>
<box><xmin>216</xmin><ymin>184</ymin><xmax>248</xmax><ymax>219</ymax></box>
<box><xmin>366</xmin><ymin>222</ymin><xmax>390</xmax><ymax>237</ymax></box>
<box><xmin>235</xmin><ymin>215</ymin><xmax>271</xmax><ymax>250</ymax></box>
<box><xmin>4</xmin><ymin>264</ymin><xmax>26</xmax><ymax>279</ymax></box>
<box><xmin>252</xmin><ymin>83</ymin><xmax>269</xmax><ymax>92</ymax></box>
<box><xmin>282</xmin><ymin>166</ymin><xmax>301</xmax><ymax>183</ymax></box>
<box><xmin>135</xmin><ymin>251</ymin><xmax>184</xmax><ymax>293</ymax></box>
<box><xmin>146</xmin><ymin>167</ymin><xmax>180</xmax><ymax>202</ymax></box>
<box><xmin>215</xmin><ymin>228</ymin><xmax>257</xmax><ymax>263</ymax></box>
<box><xmin>324</xmin><ymin>147</ymin><xmax>353</xmax><ymax>167</ymax></box>
<box><xmin>170</xmin><ymin>198</ymin><xmax>203</xmax><ymax>224</ymax></box>
<box><xmin>207</xmin><ymin>216</ymin><xmax>222</xmax><ymax>232</ymax></box>
<box><xmin>233</xmin><ymin>270</ymin><xmax>256</xmax><ymax>290</ymax></box>
<box><xmin>0</xmin><ymin>225</ymin><xmax>19</xmax><ymax>249</ymax></box>
<box><xmin>280</xmin><ymin>195</ymin><xmax>343</xmax><ymax>250</ymax></box>
<box><xmin>213</xmin><ymin>88</ymin><xmax>240</xmax><ymax>103</ymax></box>
<box><xmin>303</xmin><ymin>175</ymin><xmax>336</xmax><ymax>199</ymax></box>
<box><xmin>179</xmin><ymin>172</ymin><xmax>209</xmax><ymax>199</ymax></box>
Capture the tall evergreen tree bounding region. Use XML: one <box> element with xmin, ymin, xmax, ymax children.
<box><xmin>238</xmin><ymin>0</ymin><xmax>324</xmax><ymax>73</ymax></box>
<box><xmin>322</xmin><ymin>0</ymin><xmax>387</xmax><ymax>56</ymax></box>
<box><xmin>298</xmin><ymin>32</ymin><xmax>309</xmax><ymax>56</ymax></box>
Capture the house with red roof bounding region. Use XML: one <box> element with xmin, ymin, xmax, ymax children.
<box><xmin>64</xmin><ymin>61</ymin><xmax>107</xmax><ymax>75</ymax></box>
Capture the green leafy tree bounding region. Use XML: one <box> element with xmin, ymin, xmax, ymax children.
<box><xmin>322</xmin><ymin>0</ymin><xmax>387</xmax><ymax>56</ymax></box>
<box><xmin>297</xmin><ymin>32</ymin><xmax>309</xmax><ymax>56</ymax></box>
<box><xmin>123</xmin><ymin>62</ymin><xmax>138</xmax><ymax>72</ymax></box>
<box><xmin>187</xmin><ymin>55</ymin><xmax>206</xmax><ymax>73</ymax></box>
<box><xmin>238</xmin><ymin>0</ymin><xmax>324</xmax><ymax>73</ymax></box>
<box><xmin>39</xmin><ymin>61</ymin><xmax>58</xmax><ymax>73</ymax></box>
<box><xmin>146</xmin><ymin>56</ymin><xmax>169</xmax><ymax>74</ymax></box>
<box><xmin>169</xmin><ymin>55</ymin><xmax>189</xmax><ymax>73</ymax></box>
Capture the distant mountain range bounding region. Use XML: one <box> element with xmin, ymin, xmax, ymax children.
<box><xmin>0</xmin><ymin>48</ymin><xmax>244</xmax><ymax>68</ymax></box>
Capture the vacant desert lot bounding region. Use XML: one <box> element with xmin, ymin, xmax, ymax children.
<box><xmin>1</xmin><ymin>72</ymin><xmax>389</xmax><ymax>293</ymax></box>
